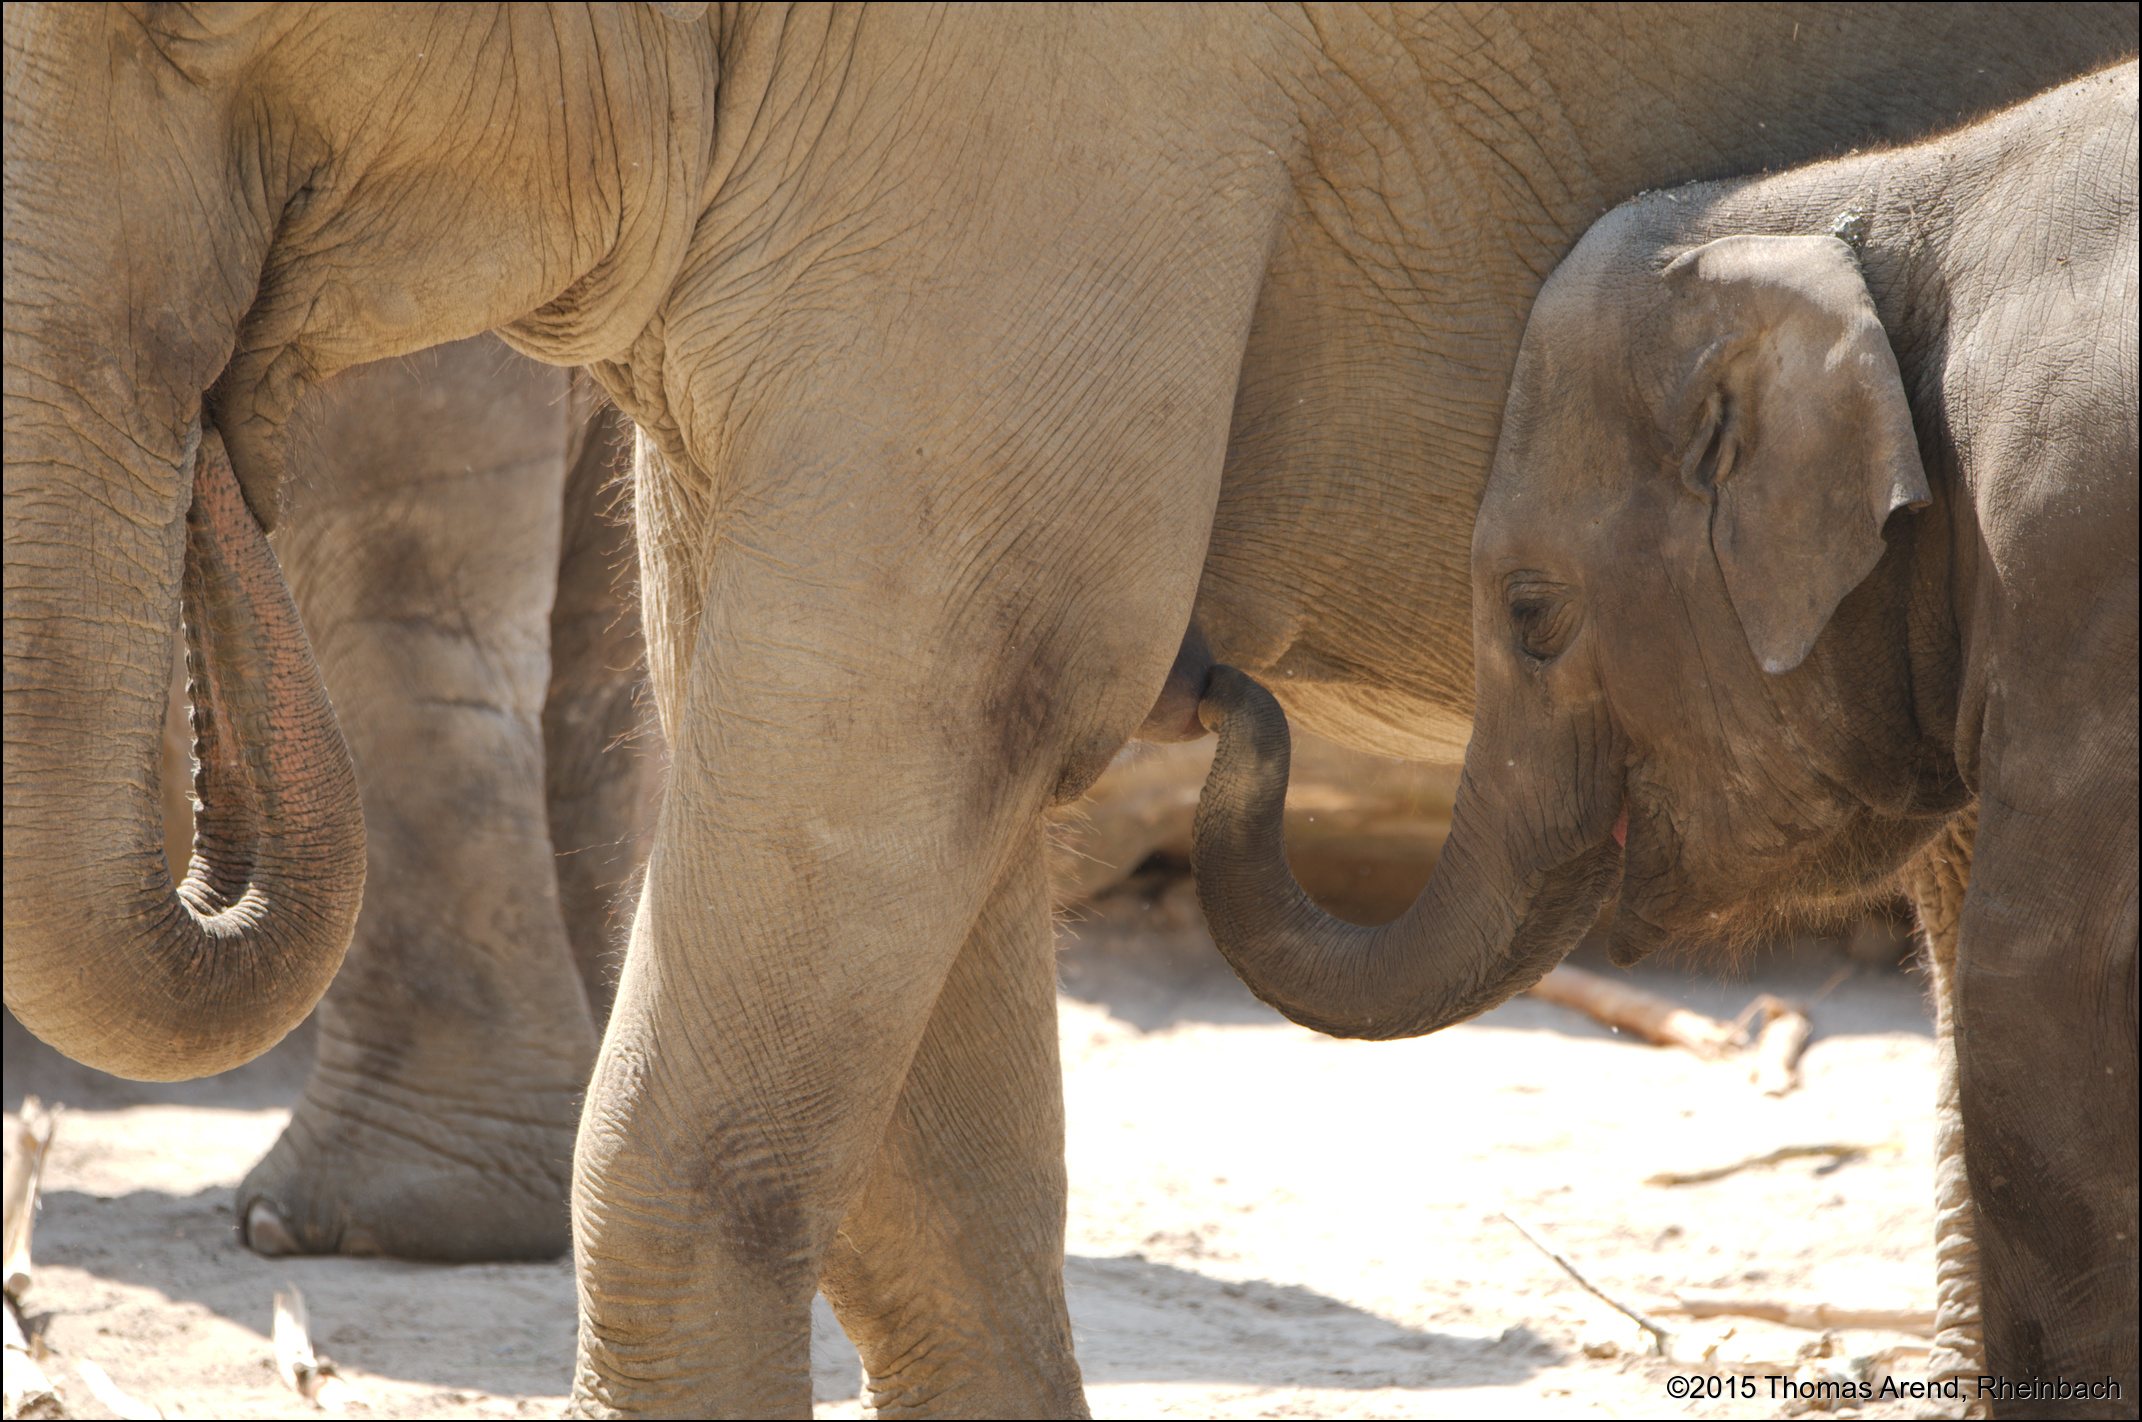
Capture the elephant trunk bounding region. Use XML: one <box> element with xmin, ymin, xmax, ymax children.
<box><xmin>3</xmin><ymin>427</ymin><xmax>365</xmax><ymax>1081</ymax></box>
<box><xmin>1191</xmin><ymin>667</ymin><xmax>1621</xmax><ymax>1040</ymax></box>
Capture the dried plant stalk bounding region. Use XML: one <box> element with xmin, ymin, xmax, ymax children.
<box><xmin>1667</xmin><ymin>1290</ymin><xmax>1937</xmax><ymax>1338</ymax></box>
<box><xmin>272</xmin><ymin>1286</ymin><xmax>356</xmax><ymax>1412</ymax></box>
<box><xmin>3</xmin><ymin>1100</ymin><xmax>58</xmax><ymax>1301</ymax></box>
<box><xmin>1527</xmin><ymin>966</ymin><xmax>1741</xmax><ymax>1058</ymax></box>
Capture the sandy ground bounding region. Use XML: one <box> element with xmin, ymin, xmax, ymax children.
<box><xmin>5</xmin><ymin>900</ymin><xmax>1951</xmax><ymax>1420</ymax></box>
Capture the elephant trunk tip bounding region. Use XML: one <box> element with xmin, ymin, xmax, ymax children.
<box><xmin>2</xmin><ymin>426</ymin><xmax>366</xmax><ymax>1082</ymax></box>
<box><xmin>1135</xmin><ymin>622</ymin><xmax>1216</xmax><ymax>744</ymax></box>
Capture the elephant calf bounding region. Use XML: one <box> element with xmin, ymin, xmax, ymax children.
<box><xmin>1194</xmin><ymin>63</ymin><xmax>2138</xmax><ymax>1416</ymax></box>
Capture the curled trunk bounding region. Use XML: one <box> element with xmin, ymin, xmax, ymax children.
<box><xmin>1190</xmin><ymin>666</ymin><xmax>1620</xmax><ymax>1040</ymax></box>
<box><xmin>4</xmin><ymin>429</ymin><xmax>365</xmax><ymax>1081</ymax></box>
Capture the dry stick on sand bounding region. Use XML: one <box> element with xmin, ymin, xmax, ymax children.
<box><xmin>1527</xmin><ymin>966</ymin><xmax>1741</xmax><ymax>1058</ymax></box>
<box><xmin>3</xmin><ymin>1296</ymin><xmax>59</xmax><ymax>1422</ymax></box>
<box><xmin>1665</xmin><ymin>1291</ymin><xmax>1938</xmax><ymax>1338</ymax></box>
<box><xmin>273</xmin><ymin>1286</ymin><xmax>356</xmax><ymax>1412</ymax></box>
<box><xmin>5</xmin><ymin>1104</ymin><xmax>168</xmax><ymax>1420</ymax></box>
<box><xmin>3</xmin><ymin>1100</ymin><xmax>58</xmax><ymax>1301</ymax></box>
<box><xmin>1501</xmin><ymin>1209</ymin><xmax>1675</xmax><ymax>1357</ymax></box>
<box><xmin>1734</xmin><ymin>994</ymin><xmax>1813</xmax><ymax>1096</ymax></box>
<box><xmin>1529</xmin><ymin>968</ymin><xmax>1815</xmax><ymax>1095</ymax></box>
<box><xmin>1644</xmin><ymin>1142</ymin><xmax>1887</xmax><ymax>1187</ymax></box>
<box><xmin>74</xmin><ymin>1359</ymin><xmax>161</xmax><ymax>1420</ymax></box>
<box><xmin>3</xmin><ymin>1100</ymin><xmax>61</xmax><ymax>1422</ymax></box>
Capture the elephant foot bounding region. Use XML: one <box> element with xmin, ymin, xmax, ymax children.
<box><xmin>237</xmin><ymin>1091</ymin><xmax>576</xmax><ymax>1262</ymax></box>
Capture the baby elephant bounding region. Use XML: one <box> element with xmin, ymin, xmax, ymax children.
<box><xmin>1480</xmin><ymin>65</ymin><xmax>2136</xmax><ymax>1412</ymax></box>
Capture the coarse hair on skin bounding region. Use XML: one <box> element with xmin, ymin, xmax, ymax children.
<box><xmin>1043</xmin><ymin>796</ymin><xmax>1097</xmax><ymax>936</ymax></box>
<box><xmin>1645</xmin><ymin>812</ymin><xmax>1935</xmax><ymax>971</ymax></box>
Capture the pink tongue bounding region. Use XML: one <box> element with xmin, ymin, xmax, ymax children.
<box><xmin>1611</xmin><ymin>806</ymin><xmax>1628</xmax><ymax>847</ymax></box>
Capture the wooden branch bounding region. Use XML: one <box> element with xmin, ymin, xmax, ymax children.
<box><xmin>272</xmin><ymin>1286</ymin><xmax>356</xmax><ymax>1411</ymax></box>
<box><xmin>1645</xmin><ymin>1142</ymin><xmax>1887</xmax><ymax>1187</ymax></box>
<box><xmin>1665</xmin><ymin>1290</ymin><xmax>1938</xmax><ymax>1338</ymax></box>
<box><xmin>75</xmin><ymin>1359</ymin><xmax>160</xmax><ymax>1420</ymax></box>
<box><xmin>3</xmin><ymin>1100</ymin><xmax>58</xmax><ymax>1302</ymax></box>
<box><xmin>3</xmin><ymin>1295</ymin><xmax>60</xmax><ymax>1420</ymax></box>
<box><xmin>1527</xmin><ymin>966</ymin><xmax>1741</xmax><ymax>1058</ymax></box>
<box><xmin>1501</xmin><ymin>1209</ymin><xmax>1674</xmax><ymax>1356</ymax></box>
<box><xmin>1738</xmin><ymin>995</ymin><xmax>1812</xmax><ymax>1096</ymax></box>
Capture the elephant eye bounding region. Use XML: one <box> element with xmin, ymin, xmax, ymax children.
<box><xmin>1507</xmin><ymin>577</ymin><xmax>1578</xmax><ymax>661</ymax></box>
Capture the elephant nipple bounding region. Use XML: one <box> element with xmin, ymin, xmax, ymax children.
<box><xmin>1612</xmin><ymin>805</ymin><xmax>1629</xmax><ymax>847</ymax></box>
<box><xmin>1134</xmin><ymin>623</ymin><xmax>1215</xmax><ymax>744</ymax></box>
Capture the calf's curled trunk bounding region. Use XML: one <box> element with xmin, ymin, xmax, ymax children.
<box><xmin>1191</xmin><ymin>666</ymin><xmax>1622</xmax><ymax>1040</ymax></box>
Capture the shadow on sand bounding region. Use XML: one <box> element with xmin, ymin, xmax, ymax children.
<box><xmin>22</xmin><ymin>1180</ymin><xmax>1544</xmax><ymax>1404</ymax></box>
<box><xmin>1065</xmin><ymin>1253</ymin><xmax>1556</xmax><ymax>1391</ymax></box>
<box><xmin>5</xmin><ymin>1006</ymin><xmax>317</xmax><ymax>1113</ymax></box>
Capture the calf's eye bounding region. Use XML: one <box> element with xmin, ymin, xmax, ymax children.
<box><xmin>1507</xmin><ymin>578</ymin><xmax>1578</xmax><ymax>661</ymax></box>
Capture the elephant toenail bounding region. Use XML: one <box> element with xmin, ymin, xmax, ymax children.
<box><xmin>244</xmin><ymin>1199</ymin><xmax>300</xmax><ymax>1256</ymax></box>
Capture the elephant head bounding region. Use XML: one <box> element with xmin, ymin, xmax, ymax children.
<box><xmin>1194</xmin><ymin>212</ymin><xmax>1956</xmax><ymax>1037</ymax></box>
<box><xmin>2</xmin><ymin>3</ymin><xmax>712</xmax><ymax>1078</ymax></box>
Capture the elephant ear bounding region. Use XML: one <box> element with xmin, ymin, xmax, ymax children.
<box><xmin>1660</xmin><ymin>234</ymin><xmax>1929</xmax><ymax>675</ymax></box>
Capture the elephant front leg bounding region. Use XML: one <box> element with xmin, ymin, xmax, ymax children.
<box><xmin>1955</xmin><ymin>791</ymin><xmax>2139</xmax><ymax>1418</ymax></box>
<box><xmin>819</xmin><ymin>821</ymin><xmax>1086</xmax><ymax>1418</ymax></box>
<box><xmin>1901</xmin><ymin>809</ymin><xmax>1986</xmax><ymax>1412</ymax></box>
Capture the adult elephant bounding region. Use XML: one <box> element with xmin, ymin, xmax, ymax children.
<box><xmin>4</xmin><ymin>4</ymin><xmax>2127</xmax><ymax>1415</ymax></box>
<box><xmin>226</xmin><ymin>335</ymin><xmax>661</xmax><ymax>1261</ymax></box>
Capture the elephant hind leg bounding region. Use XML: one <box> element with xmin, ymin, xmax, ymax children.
<box><xmin>818</xmin><ymin>822</ymin><xmax>1087</xmax><ymax>1419</ymax></box>
<box><xmin>1901</xmin><ymin>808</ymin><xmax>1985</xmax><ymax>1412</ymax></box>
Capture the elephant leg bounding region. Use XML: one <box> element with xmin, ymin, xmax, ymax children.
<box><xmin>237</xmin><ymin>336</ymin><xmax>599</xmax><ymax>1261</ymax></box>
<box><xmin>818</xmin><ymin>820</ymin><xmax>1086</xmax><ymax>1419</ymax></box>
<box><xmin>545</xmin><ymin>391</ymin><xmax>665</xmax><ymax>1032</ymax></box>
<box><xmin>1901</xmin><ymin>809</ymin><xmax>1985</xmax><ymax>1411</ymax></box>
<box><xmin>569</xmin><ymin>522</ymin><xmax>1182</xmax><ymax>1412</ymax></box>
<box><xmin>569</xmin><ymin>791</ymin><xmax>1010</xmax><ymax>1418</ymax></box>
<box><xmin>1956</xmin><ymin>793</ymin><xmax>2139</xmax><ymax>1417</ymax></box>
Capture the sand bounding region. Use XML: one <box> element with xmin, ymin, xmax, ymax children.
<box><xmin>5</xmin><ymin>910</ymin><xmax>1950</xmax><ymax>1420</ymax></box>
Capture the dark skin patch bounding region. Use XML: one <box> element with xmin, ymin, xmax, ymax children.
<box><xmin>676</xmin><ymin>1107</ymin><xmax>816</xmax><ymax>1287</ymax></box>
<box><xmin>977</xmin><ymin>642</ymin><xmax>1059</xmax><ymax>815</ymax></box>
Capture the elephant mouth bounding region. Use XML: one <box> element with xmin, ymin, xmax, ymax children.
<box><xmin>1605</xmin><ymin>900</ymin><xmax>1672</xmax><ymax>967</ymax></box>
<box><xmin>1608</xmin><ymin>831</ymin><xmax>1731</xmax><ymax>962</ymax></box>
<box><xmin>202</xmin><ymin>384</ymin><xmax>278</xmax><ymax>532</ymax></box>
<box><xmin>1601</xmin><ymin>790</ymin><xmax>1704</xmax><ymax>965</ymax></box>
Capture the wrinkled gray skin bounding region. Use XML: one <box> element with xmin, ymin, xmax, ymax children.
<box><xmin>229</xmin><ymin>335</ymin><xmax>660</xmax><ymax>1262</ymax></box>
<box><xmin>1196</xmin><ymin>65</ymin><xmax>2137</xmax><ymax>1417</ymax></box>
<box><xmin>4</xmin><ymin>5</ymin><xmax>2129</xmax><ymax>1416</ymax></box>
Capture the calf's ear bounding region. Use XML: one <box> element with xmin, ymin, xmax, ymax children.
<box><xmin>1660</xmin><ymin>234</ymin><xmax>1929</xmax><ymax>675</ymax></box>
